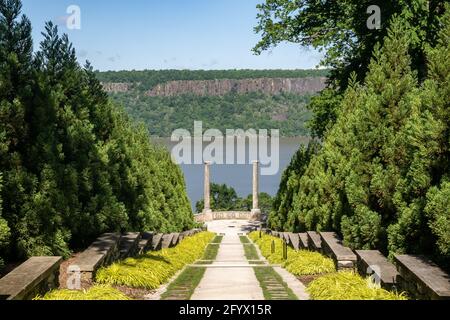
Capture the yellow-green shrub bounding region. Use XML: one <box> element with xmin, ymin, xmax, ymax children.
<box><xmin>248</xmin><ymin>232</ymin><xmax>335</xmax><ymax>275</ymax></box>
<box><xmin>96</xmin><ymin>231</ymin><xmax>214</xmax><ymax>289</ymax></box>
<box><xmin>307</xmin><ymin>271</ymin><xmax>407</xmax><ymax>300</ymax></box>
<box><xmin>38</xmin><ymin>285</ymin><xmax>130</xmax><ymax>300</ymax></box>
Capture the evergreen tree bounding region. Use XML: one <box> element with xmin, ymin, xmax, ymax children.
<box><xmin>0</xmin><ymin>0</ymin><xmax>194</xmax><ymax>264</ymax></box>
<box><xmin>0</xmin><ymin>175</ymin><xmax>11</xmax><ymax>269</ymax></box>
<box><xmin>281</xmin><ymin>11</ymin><xmax>450</xmax><ymax>269</ymax></box>
<box><xmin>253</xmin><ymin>1</ymin><xmax>447</xmax><ymax>138</ymax></box>
<box><xmin>268</xmin><ymin>141</ymin><xmax>320</xmax><ymax>231</ymax></box>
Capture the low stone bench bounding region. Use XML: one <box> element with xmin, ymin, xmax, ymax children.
<box><xmin>298</xmin><ymin>233</ymin><xmax>309</xmax><ymax>249</ymax></box>
<box><xmin>171</xmin><ymin>233</ymin><xmax>180</xmax><ymax>247</ymax></box>
<box><xmin>69</xmin><ymin>233</ymin><xmax>121</xmax><ymax>285</ymax></box>
<box><xmin>394</xmin><ymin>254</ymin><xmax>450</xmax><ymax>300</ymax></box>
<box><xmin>179</xmin><ymin>231</ymin><xmax>190</xmax><ymax>241</ymax></box>
<box><xmin>355</xmin><ymin>250</ymin><xmax>399</xmax><ymax>290</ymax></box>
<box><xmin>151</xmin><ymin>233</ymin><xmax>164</xmax><ymax>250</ymax></box>
<box><xmin>281</xmin><ymin>232</ymin><xmax>290</xmax><ymax>244</ymax></box>
<box><xmin>161</xmin><ymin>233</ymin><xmax>175</xmax><ymax>249</ymax></box>
<box><xmin>306</xmin><ymin>231</ymin><xmax>322</xmax><ymax>252</ymax></box>
<box><xmin>138</xmin><ymin>232</ymin><xmax>154</xmax><ymax>254</ymax></box>
<box><xmin>320</xmin><ymin>232</ymin><xmax>356</xmax><ymax>270</ymax></box>
<box><xmin>287</xmin><ymin>233</ymin><xmax>300</xmax><ymax>250</ymax></box>
<box><xmin>0</xmin><ymin>257</ymin><xmax>62</xmax><ymax>300</ymax></box>
<box><xmin>119</xmin><ymin>232</ymin><xmax>142</xmax><ymax>259</ymax></box>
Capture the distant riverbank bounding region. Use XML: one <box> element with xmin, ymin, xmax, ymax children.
<box><xmin>153</xmin><ymin>137</ymin><xmax>310</xmax><ymax>210</ymax></box>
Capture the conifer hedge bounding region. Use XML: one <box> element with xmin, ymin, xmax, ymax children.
<box><xmin>0</xmin><ymin>0</ymin><xmax>194</xmax><ymax>266</ymax></box>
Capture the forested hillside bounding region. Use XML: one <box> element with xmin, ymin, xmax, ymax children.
<box><xmin>266</xmin><ymin>3</ymin><xmax>449</xmax><ymax>270</ymax></box>
<box><xmin>97</xmin><ymin>69</ymin><xmax>327</xmax><ymax>137</ymax></box>
<box><xmin>112</xmin><ymin>92</ymin><xmax>313</xmax><ymax>137</ymax></box>
<box><xmin>0</xmin><ymin>1</ymin><xmax>193</xmax><ymax>269</ymax></box>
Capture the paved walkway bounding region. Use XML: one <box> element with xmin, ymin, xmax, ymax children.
<box><xmin>191</xmin><ymin>220</ymin><xmax>264</xmax><ymax>300</ymax></box>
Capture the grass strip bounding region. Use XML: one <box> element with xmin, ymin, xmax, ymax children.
<box><xmin>242</xmin><ymin>241</ymin><xmax>260</xmax><ymax>261</ymax></box>
<box><xmin>160</xmin><ymin>267</ymin><xmax>206</xmax><ymax>300</ymax></box>
<box><xmin>201</xmin><ymin>235</ymin><xmax>223</xmax><ymax>262</ymax></box>
<box><xmin>211</xmin><ymin>235</ymin><xmax>223</xmax><ymax>244</ymax></box>
<box><xmin>239</xmin><ymin>236</ymin><xmax>250</xmax><ymax>244</ymax></box>
<box><xmin>253</xmin><ymin>267</ymin><xmax>298</xmax><ymax>300</ymax></box>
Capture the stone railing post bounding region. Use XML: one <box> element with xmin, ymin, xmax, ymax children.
<box><xmin>251</xmin><ymin>160</ymin><xmax>261</xmax><ymax>220</ymax></box>
<box><xmin>203</xmin><ymin>161</ymin><xmax>213</xmax><ymax>220</ymax></box>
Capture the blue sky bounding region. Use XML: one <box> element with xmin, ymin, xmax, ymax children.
<box><xmin>21</xmin><ymin>0</ymin><xmax>323</xmax><ymax>71</ymax></box>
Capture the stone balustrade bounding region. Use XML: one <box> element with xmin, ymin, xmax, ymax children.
<box><xmin>355</xmin><ymin>250</ymin><xmax>399</xmax><ymax>290</ymax></box>
<box><xmin>260</xmin><ymin>228</ymin><xmax>450</xmax><ymax>298</ymax></box>
<box><xmin>0</xmin><ymin>257</ymin><xmax>62</xmax><ymax>300</ymax></box>
<box><xmin>320</xmin><ymin>232</ymin><xmax>356</xmax><ymax>270</ymax></box>
<box><xmin>394</xmin><ymin>254</ymin><xmax>450</xmax><ymax>300</ymax></box>
<box><xmin>306</xmin><ymin>231</ymin><xmax>322</xmax><ymax>252</ymax></box>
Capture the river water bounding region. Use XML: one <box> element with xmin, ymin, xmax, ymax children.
<box><xmin>154</xmin><ymin>137</ymin><xmax>309</xmax><ymax>211</ymax></box>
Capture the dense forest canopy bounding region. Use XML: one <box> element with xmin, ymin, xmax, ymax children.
<box><xmin>267</xmin><ymin>5</ymin><xmax>450</xmax><ymax>271</ymax></box>
<box><xmin>95</xmin><ymin>69</ymin><xmax>329</xmax><ymax>91</ymax></box>
<box><xmin>0</xmin><ymin>0</ymin><xmax>194</xmax><ymax>270</ymax></box>
<box><xmin>110</xmin><ymin>92</ymin><xmax>313</xmax><ymax>137</ymax></box>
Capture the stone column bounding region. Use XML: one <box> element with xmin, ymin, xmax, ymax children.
<box><xmin>203</xmin><ymin>161</ymin><xmax>212</xmax><ymax>217</ymax></box>
<box><xmin>251</xmin><ymin>160</ymin><xmax>261</xmax><ymax>220</ymax></box>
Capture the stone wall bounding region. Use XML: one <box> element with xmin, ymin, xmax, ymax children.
<box><xmin>0</xmin><ymin>257</ymin><xmax>62</xmax><ymax>300</ymax></box>
<box><xmin>195</xmin><ymin>211</ymin><xmax>259</xmax><ymax>223</ymax></box>
<box><xmin>394</xmin><ymin>255</ymin><xmax>450</xmax><ymax>300</ymax></box>
<box><xmin>261</xmin><ymin>228</ymin><xmax>450</xmax><ymax>299</ymax></box>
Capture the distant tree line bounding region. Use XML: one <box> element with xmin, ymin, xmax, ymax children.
<box><xmin>0</xmin><ymin>0</ymin><xmax>194</xmax><ymax>270</ymax></box>
<box><xmin>110</xmin><ymin>92</ymin><xmax>313</xmax><ymax>137</ymax></box>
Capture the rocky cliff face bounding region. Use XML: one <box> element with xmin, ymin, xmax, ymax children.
<box><xmin>146</xmin><ymin>77</ymin><xmax>326</xmax><ymax>97</ymax></box>
<box><xmin>101</xmin><ymin>82</ymin><xmax>131</xmax><ymax>93</ymax></box>
<box><xmin>102</xmin><ymin>77</ymin><xmax>327</xmax><ymax>96</ymax></box>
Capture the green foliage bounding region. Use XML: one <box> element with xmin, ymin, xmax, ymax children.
<box><xmin>96</xmin><ymin>69</ymin><xmax>329</xmax><ymax>91</ymax></box>
<box><xmin>110</xmin><ymin>92</ymin><xmax>313</xmax><ymax>137</ymax></box>
<box><xmin>0</xmin><ymin>175</ymin><xmax>10</xmax><ymax>269</ymax></box>
<box><xmin>253</xmin><ymin>1</ymin><xmax>447</xmax><ymax>138</ymax></box>
<box><xmin>274</xmin><ymin>9</ymin><xmax>450</xmax><ymax>269</ymax></box>
<box><xmin>160</xmin><ymin>266</ymin><xmax>206</xmax><ymax>300</ymax></box>
<box><xmin>425</xmin><ymin>182</ymin><xmax>450</xmax><ymax>257</ymax></box>
<box><xmin>38</xmin><ymin>285</ymin><xmax>131</xmax><ymax>300</ymax></box>
<box><xmin>96</xmin><ymin>232</ymin><xmax>214</xmax><ymax>289</ymax></box>
<box><xmin>0</xmin><ymin>1</ymin><xmax>194</xmax><ymax>264</ymax></box>
<box><xmin>307</xmin><ymin>271</ymin><xmax>407</xmax><ymax>300</ymax></box>
<box><xmin>248</xmin><ymin>232</ymin><xmax>335</xmax><ymax>275</ymax></box>
<box><xmin>195</xmin><ymin>183</ymin><xmax>273</xmax><ymax>214</ymax></box>
<box><xmin>269</xmin><ymin>141</ymin><xmax>320</xmax><ymax>231</ymax></box>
